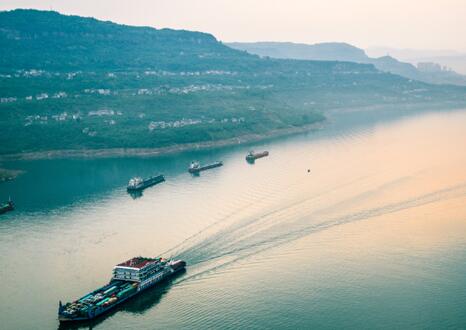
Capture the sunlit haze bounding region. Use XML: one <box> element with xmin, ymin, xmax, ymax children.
<box><xmin>1</xmin><ymin>0</ymin><xmax>466</xmax><ymax>51</ymax></box>
<box><xmin>1</xmin><ymin>0</ymin><xmax>466</xmax><ymax>329</ymax></box>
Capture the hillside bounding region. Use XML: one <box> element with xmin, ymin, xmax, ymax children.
<box><xmin>228</xmin><ymin>42</ymin><xmax>466</xmax><ymax>86</ymax></box>
<box><xmin>1</xmin><ymin>10</ymin><xmax>466</xmax><ymax>157</ymax></box>
<box><xmin>0</xmin><ymin>9</ymin><xmax>255</xmax><ymax>72</ymax></box>
<box><xmin>366</xmin><ymin>47</ymin><xmax>466</xmax><ymax>75</ymax></box>
<box><xmin>227</xmin><ymin>42</ymin><xmax>369</xmax><ymax>63</ymax></box>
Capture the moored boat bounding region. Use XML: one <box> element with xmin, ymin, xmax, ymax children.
<box><xmin>127</xmin><ymin>175</ymin><xmax>165</xmax><ymax>191</ymax></box>
<box><xmin>188</xmin><ymin>161</ymin><xmax>223</xmax><ymax>174</ymax></box>
<box><xmin>246</xmin><ymin>150</ymin><xmax>269</xmax><ymax>162</ymax></box>
<box><xmin>0</xmin><ymin>198</ymin><xmax>14</xmax><ymax>215</ymax></box>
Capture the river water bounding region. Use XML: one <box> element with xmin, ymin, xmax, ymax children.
<box><xmin>0</xmin><ymin>109</ymin><xmax>465</xmax><ymax>329</ymax></box>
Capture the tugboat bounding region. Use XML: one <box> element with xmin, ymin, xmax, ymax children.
<box><xmin>0</xmin><ymin>197</ymin><xmax>14</xmax><ymax>215</ymax></box>
<box><xmin>127</xmin><ymin>175</ymin><xmax>165</xmax><ymax>192</ymax></box>
<box><xmin>246</xmin><ymin>150</ymin><xmax>269</xmax><ymax>163</ymax></box>
<box><xmin>188</xmin><ymin>161</ymin><xmax>223</xmax><ymax>174</ymax></box>
<box><xmin>58</xmin><ymin>256</ymin><xmax>186</xmax><ymax>322</ymax></box>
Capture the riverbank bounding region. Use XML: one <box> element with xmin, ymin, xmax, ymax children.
<box><xmin>0</xmin><ymin>122</ymin><xmax>325</xmax><ymax>161</ymax></box>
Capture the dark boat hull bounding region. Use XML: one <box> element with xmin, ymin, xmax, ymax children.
<box><xmin>126</xmin><ymin>175</ymin><xmax>165</xmax><ymax>192</ymax></box>
<box><xmin>246</xmin><ymin>151</ymin><xmax>269</xmax><ymax>162</ymax></box>
<box><xmin>0</xmin><ymin>202</ymin><xmax>14</xmax><ymax>215</ymax></box>
<box><xmin>188</xmin><ymin>162</ymin><xmax>223</xmax><ymax>174</ymax></box>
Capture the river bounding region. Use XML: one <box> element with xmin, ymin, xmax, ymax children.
<box><xmin>0</xmin><ymin>108</ymin><xmax>465</xmax><ymax>329</ymax></box>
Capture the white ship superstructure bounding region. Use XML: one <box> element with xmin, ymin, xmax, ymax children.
<box><xmin>112</xmin><ymin>257</ymin><xmax>177</xmax><ymax>290</ymax></box>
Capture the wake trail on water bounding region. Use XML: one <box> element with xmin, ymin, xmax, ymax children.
<box><xmin>171</xmin><ymin>181</ymin><xmax>466</xmax><ymax>285</ymax></box>
<box><xmin>161</xmin><ymin>172</ymin><xmax>372</xmax><ymax>258</ymax></box>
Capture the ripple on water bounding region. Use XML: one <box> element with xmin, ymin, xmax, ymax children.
<box><xmin>0</xmin><ymin>109</ymin><xmax>466</xmax><ymax>329</ymax></box>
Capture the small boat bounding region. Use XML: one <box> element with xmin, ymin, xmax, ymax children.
<box><xmin>246</xmin><ymin>150</ymin><xmax>269</xmax><ymax>162</ymax></box>
<box><xmin>0</xmin><ymin>197</ymin><xmax>14</xmax><ymax>215</ymax></box>
<box><xmin>127</xmin><ymin>175</ymin><xmax>165</xmax><ymax>192</ymax></box>
<box><xmin>188</xmin><ymin>161</ymin><xmax>223</xmax><ymax>174</ymax></box>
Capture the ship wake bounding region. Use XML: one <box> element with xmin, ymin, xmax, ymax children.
<box><xmin>165</xmin><ymin>178</ymin><xmax>466</xmax><ymax>285</ymax></box>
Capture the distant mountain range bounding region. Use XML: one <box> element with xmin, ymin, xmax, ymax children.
<box><xmin>1</xmin><ymin>10</ymin><xmax>465</xmax><ymax>157</ymax></box>
<box><xmin>228</xmin><ymin>42</ymin><xmax>466</xmax><ymax>86</ymax></box>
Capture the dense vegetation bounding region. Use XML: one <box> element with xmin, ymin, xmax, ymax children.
<box><xmin>1</xmin><ymin>10</ymin><xmax>465</xmax><ymax>156</ymax></box>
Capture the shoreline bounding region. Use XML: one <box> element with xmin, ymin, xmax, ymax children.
<box><xmin>2</xmin><ymin>104</ymin><xmax>464</xmax><ymax>162</ymax></box>
<box><xmin>0</xmin><ymin>122</ymin><xmax>325</xmax><ymax>161</ymax></box>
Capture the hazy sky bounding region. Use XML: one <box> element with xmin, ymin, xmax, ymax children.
<box><xmin>1</xmin><ymin>0</ymin><xmax>466</xmax><ymax>51</ymax></box>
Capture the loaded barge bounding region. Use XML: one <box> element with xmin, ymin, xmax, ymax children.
<box><xmin>246</xmin><ymin>150</ymin><xmax>269</xmax><ymax>162</ymax></box>
<box><xmin>58</xmin><ymin>257</ymin><xmax>186</xmax><ymax>322</ymax></box>
<box><xmin>188</xmin><ymin>161</ymin><xmax>223</xmax><ymax>174</ymax></box>
<box><xmin>127</xmin><ymin>174</ymin><xmax>165</xmax><ymax>191</ymax></box>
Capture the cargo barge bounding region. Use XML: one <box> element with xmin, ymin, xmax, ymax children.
<box><xmin>246</xmin><ymin>150</ymin><xmax>269</xmax><ymax>162</ymax></box>
<box><xmin>127</xmin><ymin>174</ymin><xmax>165</xmax><ymax>191</ymax></box>
<box><xmin>58</xmin><ymin>257</ymin><xmax>186</xmax><ymax>322</ymax></box>
<box><xmin>188</xmin><ymin>161</ymin><xmax>223</xmax><ymax>174</ymax></box>
<box><xmin>0</xmin><ymin>198</ymin><xmax>14</xmax><ymax>215</ymax></box>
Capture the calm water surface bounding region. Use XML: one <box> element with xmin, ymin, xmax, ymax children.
<box><xmin>0</xmin><ymin>109</ymin><xmax>465</xmax><ymax>329</ymax></box>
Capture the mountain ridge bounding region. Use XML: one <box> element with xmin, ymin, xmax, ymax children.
<box><xmin>227</xmin><ymin>41</ymin><xmax>369</xmax><ymax>63</ymax></box>
<box><xmin>0</xmin><ymin>9</ymin><xmax>251</xmax><ymax>71</ymax></box>
<box><xmin>227</xmin><ymin>41</ymin><xmax>466</xmax><ymax>86</ymax></box>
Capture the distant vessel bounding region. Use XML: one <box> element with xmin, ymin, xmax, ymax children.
<box><xmin>127</xmin><ymin>175</ymin><xmax>165</xmax><ymax>191</ymax></box>
<box><xmin>0</xmin><ymin>198</ymin><xmax>14</xmax><ymax>215</ymax></box>
<box><xmin>58</xmin><ymin>257</ymin><xmax>186</xmax><ymax>322</ymax></box>
<box><xmin>246</xmin><ymin>150</ymin><xmax>269</xmax><ymax>162</ymax></box>
<box><xmin>188</xmin><ymin>161</ymin><xmax>223</xmax><ymax>174</ymax></box>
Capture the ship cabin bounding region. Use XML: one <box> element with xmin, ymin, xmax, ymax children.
<box><xmin>112</xmin><ymin>257</ymin><xmax>166</xmax><ymax>282</ymax></box>
<box><xmin>127</xmin><ymin>177</ymin><xmax>143</xmax><ymax>188</ymax></box>
<box><xmin>189</xmin><ymin>161</ymin><xmax>200</xmax><ymax>169</ymax></box>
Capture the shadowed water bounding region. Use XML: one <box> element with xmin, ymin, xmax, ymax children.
<box><xmin>0</xmin><ymin>109</ymin><xmax>465</xmax><ymax>329</ymax></box>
